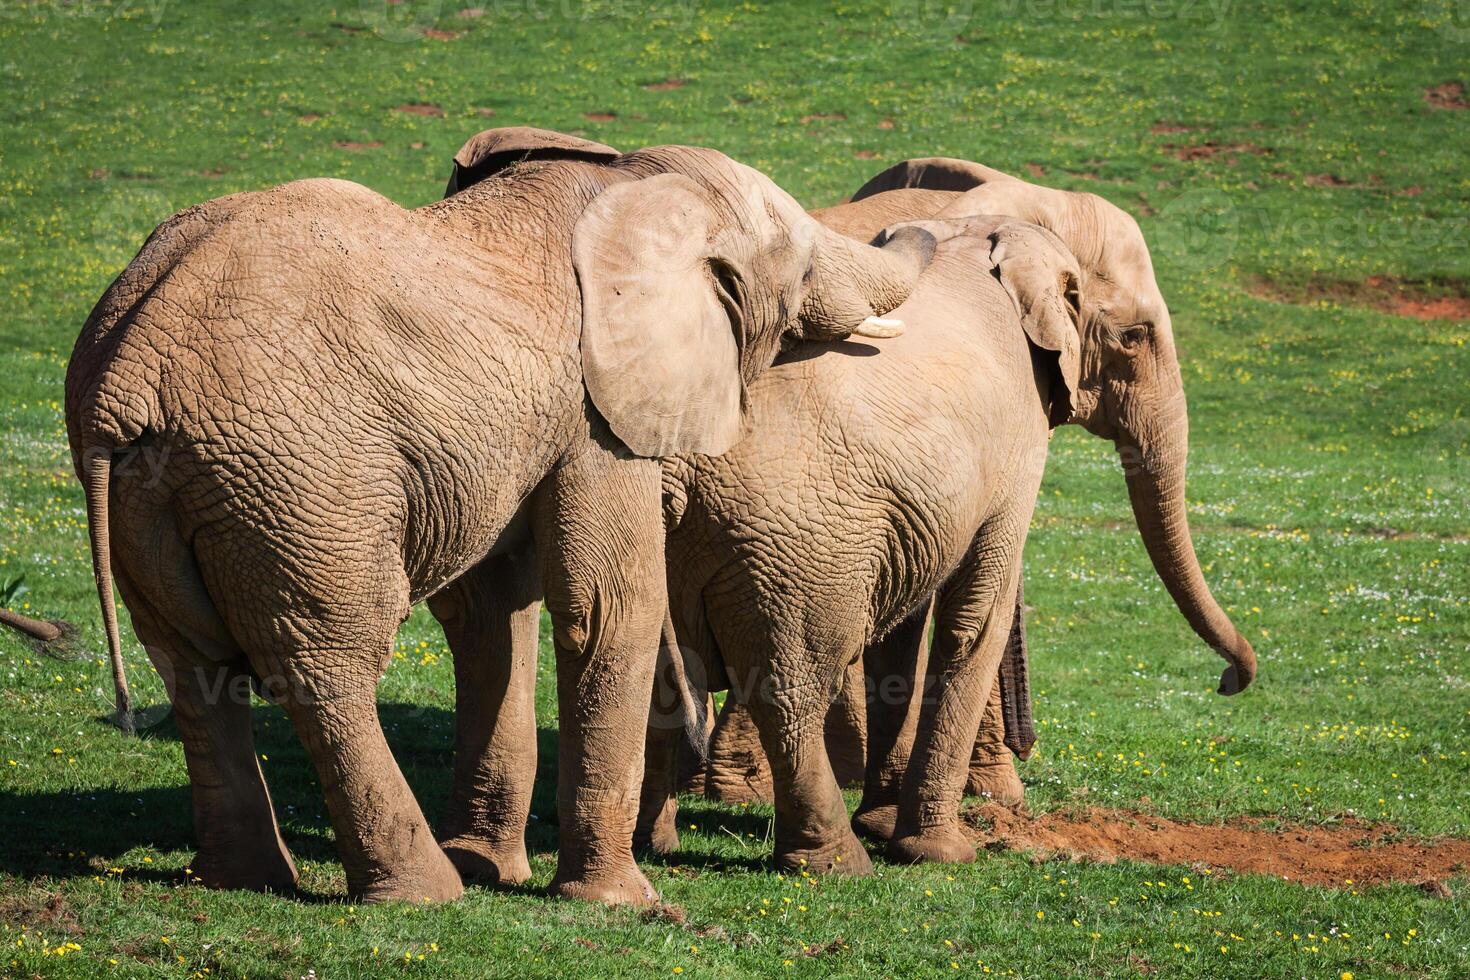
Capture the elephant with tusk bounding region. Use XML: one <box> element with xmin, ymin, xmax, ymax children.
<box><xmin>686</xmin><ymin>158</ymin><xmax>1260</xmax><ymax>828</ymax></box>
<box><xmin>67</xmin><ymin>128</ymin><xmax>934</xmax><ymax>906</ymax></box>
<box><xmin>439</xmin><ymin>154</ymin><xmax>1254</xmax><ymax>876</ymax></box>
<box><xmin>629</xmin><ymin>169</ymin><xmax>1257</xmax><ymax>870</ymax></box>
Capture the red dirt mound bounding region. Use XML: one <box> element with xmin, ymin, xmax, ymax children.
<box><xmin>1249</xmin><ymin>276</ymin><xmax>1470</xmax><ymax>322</ymax></box>
<box><xmin>967</xmin><ymin>804</ymin><xmax>1470</xmax><ymax>890</ymax></box>
<box><xmin>1425</xmin><ymin>82</ymin><xmax>1467</xmax><ymax>110</ymax></box>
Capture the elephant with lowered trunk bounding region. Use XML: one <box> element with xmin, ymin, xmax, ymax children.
<box><xmin>68</xmin><ymin>128</ymin><xmax>934</xmax><ymax>905</ymax></box>
<box><xmin>633</xmin><ymin>160</ymin><xmax>1258</xmax><ymax>870</ymax></box>
<box><xmin>439</xmin><ymin>154</ymin><xmax>1255</xmax><ymax>875</ymax></box>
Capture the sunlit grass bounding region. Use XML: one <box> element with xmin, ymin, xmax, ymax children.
<box><xmin>1</xmin><ymin>0</ymin><xmax>1467</xmax><ymax>975</ymax></box>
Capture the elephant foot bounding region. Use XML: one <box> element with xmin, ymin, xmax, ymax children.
<box><xmin>966</xmin><ymin>762</ymin><xmax>1025</xmax><ymax>807</ymax></box>
<box><xmin>704</xmin><ymin>772</ymin><xmax>772</xmax><ymax>805</ymax></box>
<box><xmin>633</xmin><ymin>818</ymin><xmax>681</xmax><ymax>857</ymax></box>
<box><xmin>190</xmin><ymin>845</ymin><xmax>299</xmax><ymax>895</ymax></box>
<box><xmin>353</xmin><ymin>848</ymin><xmax>465</xmax><ymax>905</ymax></box>
<box><xmin>440</xmin><ymin>836</ymin><xmax>532</xmax><ymax>886</ymax></box>
<box><xmin>548</xmin><ymin>862</ymin><xmax>659</xmax><ymax>906</ymax></box>
<box><xmin>775</xmin><ymin>830</ymin><xmax>873</xmax><ymax>876</ymax></box>
<box><xmin>851</xmin><ymin>803</ymin><xmax>899</xmax><ymax>844</ymax></box>
<box><xmin>887</xmin><ymin>822</ymin><xmax>977</xmax><ymax>865</ymax></box>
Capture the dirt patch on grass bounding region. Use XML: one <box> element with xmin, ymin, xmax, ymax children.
<box><xmin>1248</xmin><ymin>275</ymin><xmax>1470</xmax><ymax>321</ymax></box>
<box><xmin>1165</xmin><ymin>141</ymin><xmax>1271</xmax><ymax>161</ymax></box>
<box><xmin>968</xmin><ymin>804</ymin><xmax>1470</xmax><ymax>889</ymax></box>
<box><xmin>645</xmin><ymin>78</ymin><xmax>687</xmax><ymax>91</ymax></box>
<box><xmin>582</xmin><ymin>111</ymin><xmax>616</xmax><ymax>122</ymax></box>
<box><xmin>1425</xmin><ymin>81</ymin><xmax>1467</xmax><ymax>110</ymax></box>
<box><xmin>334</xmin><ymin>140</ymin><xmax>383</xmax><ymax>151</ymax></box>
<box><xmin>394</xmin><ymin>102</ymin><xmax>443</xmax><ymax>117</ymax></box>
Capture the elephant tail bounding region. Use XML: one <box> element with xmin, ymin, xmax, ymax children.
<box><xmin>81</xmin><ymin>444</ymin><xmax>135</xmax><ymax>734</ymax></box>
<box><xmin>658</xmin><ymin>607</ymin><xmax>708</xmax><ymax>759</ymax></box>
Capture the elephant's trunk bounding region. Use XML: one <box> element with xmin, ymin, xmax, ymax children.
<box><xmin>1120</xmin><ymin>398</ymin><xmax>1256</xmax><ymax>696</ymax></box>
<box><xmin>800</xmin><ymin>225</ymin><xmax>935</xmax><ymax>340</ymax></box>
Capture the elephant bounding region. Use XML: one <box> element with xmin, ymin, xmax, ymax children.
<box><xmin>628</xmin><ymin>168</ymin><xmax>1258</xmax><ymax>872</ymax></box>
<box><xmin>65</xmin><ymin>127</ymin><xmax>935</xmax><ymax>906</ymax></box>
<box><xmin>668</xmin><ymin>157</ymin><xmax>1258</xmax><ymax>828</ymax></box>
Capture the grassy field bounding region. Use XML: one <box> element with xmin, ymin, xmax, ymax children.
<box><xmin>2</xmin><ymin>0</ymin><xmax>1468</xmax><ymax>975</ymax></box>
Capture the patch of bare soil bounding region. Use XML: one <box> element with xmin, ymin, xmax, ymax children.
<box><xmin>1166</xmin><ymin>141</ymin><xmax>1271</xmax><ymax>161</ymax></box>
<box><xmin>968</xmin><ymin>804</ymin><xmax>1470</xmax><ymax>890</ymax></box>
<box><xmin>800</xmin><ymin>112</ymin><xmax>846</xmax><ymax>124</ymax></box>
<box><xmin>334</xmin><ymin>140</ymin><xmax>383</xmax><ymax>151</ymax></box>
<box><xmin>1249</xmin><ymin>275</ymin><xmax>1470</xmax><ymax>322</ymax></box>
<box><xmin>582</xmin><ymin>111</ymin><xmax>616</xmax><ymax>122</ymax></box>
<box><xmin>1425</xmin><ymin>81</ymin><xmax>1467</xmax><ymax>110</ymax></box>
<box><xmin>645</xmin><ymin>78</ymin><xmax>687</xmax><ymax>91</ymax></box>
<box><xmin>394</xmin><ymin>103</ymin><xmax>443</xmax><ymax>117</ymax></box>
<box><xmin>1150</xmin><ymin>122</ymin><xmax>1196</xmax><ymax>134</ymax></box>
<box><xmin>421</xmin><ymin>27</ymin><xmax>461</xmax><ymax>40</ymax></box>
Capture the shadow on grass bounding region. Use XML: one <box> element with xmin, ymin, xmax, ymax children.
<box><xmin>0</xmin><ymin>702</ymin><xmax>566</xmax><ymax>884</ymax></box>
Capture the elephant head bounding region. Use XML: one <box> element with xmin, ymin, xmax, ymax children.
<box><xmin>858</xmin><ymin>159</ymin><xmax>1255</xmax><ymax>696</ymax></box>
<box><xmin>446</xmin><ymin>129</ymin><xmax>937</xmax><ymax>456</ymax></box>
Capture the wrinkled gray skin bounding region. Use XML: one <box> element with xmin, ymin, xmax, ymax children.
<box><xmin>629</xmin><ymin>163</ymin><xmax>1258</xmax><ymax>871</ymax></box>
<box><xmin>66</xmin><ymin>129</ymin><xmax>934</xmax><ymax>906</ymax></box>
<box><xmin>443</xmin><ymin>157</ymin><xmax>1257</xmax><ymax>875</ymax></box>
<box><xmin>680</xmin><ymin>158</ymin><xmax>1263</xmax><ymax>834</ymax></box>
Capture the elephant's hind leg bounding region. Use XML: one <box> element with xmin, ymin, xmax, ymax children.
<box><xmin>227</xmin><ymin>562</ymin><xmax>463</xmax><ymax>905</ymax></box>
<box><xmin>851</xmin><ymin>598</ymin><xmax>932</xmax><ymax>843</ymax></box>
<box><xmin>888</xmin><ymin>549</ymin><xmax>1023</xmax><ymax>865</ymax></box>
<box><xmin>743</xmin><ymin>651</ymin><xmax>873</xmax><ymax>877</ymax></box>
<box><xmin>703</xmin><ymin>694</ymin><xmax>773</xmax><ymax>804</ymax></box>
<box><xmin>123</xmin><ymin>595</ymin><xmax>298</xmax><ymax>894</ymax></box>
<box><xmin>429</xmin><ymin>551</ymin><xmax>540</xmax><ymax>887</ymax></box>
<box><xmin>965</xmin><ymin>671</ymin><xmax>1024</xmax><ymax>806</ymax></box>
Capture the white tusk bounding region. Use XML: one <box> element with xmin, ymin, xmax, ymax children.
<box><xmin>853</xmin><ymin>315</ymin><xmax>905</xmax><ymax>338</ymax></box>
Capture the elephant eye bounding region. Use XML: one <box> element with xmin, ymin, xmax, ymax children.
<box><xmin>1120</xmin><ymin>324</ymin><xmax>1150</xmax><ymax>350</ymax></box>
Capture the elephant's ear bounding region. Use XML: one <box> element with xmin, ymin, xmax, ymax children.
<box><xmin>445</xmin><ymin>126</ymin><xmax>620</xmax><ymax>196</ymax></box>
<box><xmin>987</xmin><ymin>222</ymin><xmax>1082</xmax><ymax>427</ymax></box>
<box><xmin>574</xmin><ymin>173</ymin><xmax>750</xmax><ymax>458</ymax></box>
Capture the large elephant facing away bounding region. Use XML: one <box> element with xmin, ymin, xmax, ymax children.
<box><xmin>66</xmin><ymin>128</ymin><xmax>934</xmax><ymax>905</ymax></box>
<box><xmin>630</xmin><ymin>162</ymin><xmax>1257</xmax><ymax>871</ymax></box>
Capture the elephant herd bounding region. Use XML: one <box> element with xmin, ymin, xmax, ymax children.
<box><xmin>60</xmin><ymin>126</ymin><xmax>1256</xmax><ymax>906</ymax></box>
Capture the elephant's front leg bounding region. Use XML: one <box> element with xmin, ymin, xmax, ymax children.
<box><xmin>888</xmin><ymin>548</ymin><xmax>1023</xmax><ymax>865</ymax></box>
<box><xmin>429</xmin><ymin>549</ymin><xmax>540</xmax><ymax>886</ymax></box>
<box><xmin>534</xmin><ymin>446</ymin><xmax>662</xmax><ymax>906</ymax></box>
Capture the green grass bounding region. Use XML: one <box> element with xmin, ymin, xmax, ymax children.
<box><xmin>2</xmin><ymin>0</ymin><xmax>1467</xmax><ymax>975</ymax></box>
